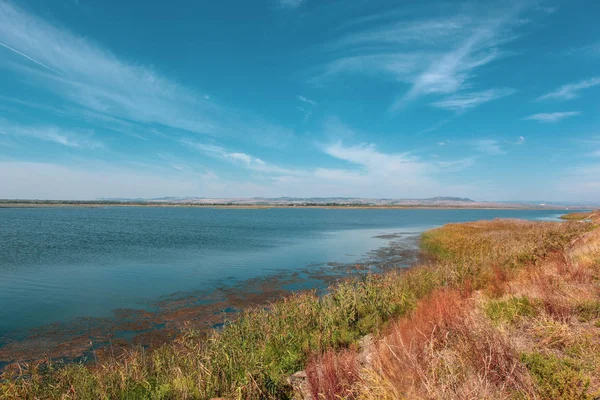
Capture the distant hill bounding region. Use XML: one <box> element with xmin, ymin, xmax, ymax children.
<box><xmin>98</xmin><ymin>196</ymin><xmax>477</xmax><ymax>204</ymax></box>
<box><xmin>425</xmin><ymin>197</ymin><xmax>475</xmax><ymax>202</ymax></box>
<box><xmin>10</xmin><ymin>196</ymin><xmax>591</xmax><ymax>210</ymax></box>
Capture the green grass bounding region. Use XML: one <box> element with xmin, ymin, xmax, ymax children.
<box><xmin>520</xmin><ymin>352</ymin><xmax>592</xmax><ymax>400</ymax></box>
<box><xmin>484</xmin><ymin>296</ymin><xmax>539</xmax><ymax>324</ymax></box>
<box><xmin>0</xmin><ymin>219</ymin><xmax>591</xmax><ymax>400</ymax></box>
<box><xmin>576</xmin><ymin>300</ymin><xmax>600</xmax><ymax>322</ymax></box>
<box><xmin>560</xmin><ymin>212</ymin><xmax>593</xmax><ymax>221</ymax></box>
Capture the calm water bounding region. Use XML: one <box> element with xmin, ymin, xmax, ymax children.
<box><xmin>0</xmin><ymin>207</ymin><xmax>576</xmax><ymax>336</ymax></box>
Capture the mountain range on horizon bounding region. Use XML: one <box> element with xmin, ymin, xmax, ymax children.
<box><xmin>84</xmin><ymin>196</ymin><xmax>598</xmax><ymax>208</ymax></box>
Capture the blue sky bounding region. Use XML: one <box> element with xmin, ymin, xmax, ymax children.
<box><xmin>0</xmin><ymin>0</ymin><xmax>599</xmax><ymax>202</ymax></box>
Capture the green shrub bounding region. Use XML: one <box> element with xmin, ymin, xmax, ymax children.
<box><xmin>520</xmin><ymin>352</ymin><xmax>591</xmax><ymax>400</ymax></box>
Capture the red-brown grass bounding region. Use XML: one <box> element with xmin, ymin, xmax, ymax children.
<box><xmin>365</xmin><ymin>289</ymin><xmax>534</xmax><ymax>399</ymax></box>
<box><xmin>487</xmin><ymin>266</ymin><xmax>511</xmax><ymax>298</ymax></box>
<box><xmin>306</xmin><ymin>349</ymin><xmax>360</xmax><ymax>400</ymax></box>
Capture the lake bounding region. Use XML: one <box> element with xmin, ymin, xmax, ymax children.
<box><xmin>0</xmin><ymin>207</ymin><xmax>578</xmax><ymax>361</ymax></box>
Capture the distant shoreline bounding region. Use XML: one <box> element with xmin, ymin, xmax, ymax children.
<box><xmin>0</xmin><ymin>202</ymin><xmax>581</xmax><ymax>210</ymax></box>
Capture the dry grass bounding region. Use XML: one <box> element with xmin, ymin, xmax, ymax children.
<box><xmin>346</xmin><ymin>212</ymin><xmax>600</xmax><ymax>400</ymax></box>
<box><xmin>359</xmin><ymin>290</ymin><xmax>535</xmax><ymax>400</ymax></box>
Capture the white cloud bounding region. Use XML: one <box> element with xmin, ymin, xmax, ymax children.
<box><xmin>537</xmin><ymin>77</ymin><xmax>600</xmax><ymax>101</ymax></box>
<box><xmin>0</xmin><ymin>41</ymin><xmax>59</xmax><ymax>74</ymax></box>
<box><xmin>0</xmin><ymin>120</ymin><xmax>103</xmax><ymax>148</ymax></box>
<box><xmin>323</xmin><ymin>141</ymin><xmax>427</xmax><ymax>178</ymax></box>
<box><xmin>316</xmin><ymin>53</ymin><xmax>427</xmax><ymax>85</ymax></box>
<box><xmin>431</xmin><ymin>88</ymin><xmax>516</xmax><ymax>112</ymax></box>
<box><xmin>473</xmin><ymin>139</ymin><xmax>505</xmax><ymax>155</ymax></box>
<box><xmin>182</xmin><ymin>140</ymin><xmax>293</xmax><ymax>175</ymax></box>
<box><xmin>515</xmin><ymin>136</ymin><xmax>525</xmax><ymax>145</ymax></box>
<box><xmin>436</xmin><ymin>157</ymin><xmax>476</xmax><ymax>172</ymax></box>
<box><xmin>0</xmin><ymin>151</ymin><xmax>474</xmax><ymax>200</ymax></box>
<box><xmin>524</xmin><ymin>111</ymin><xmax>581</xmax><ymax>123</ymax></box>
<box><xmin>0</xmin><ymin>1</ymin><xmax>292</xmax><ymax>145</ymax></box>
<box><xmin>180</xmin><ymin>128</ymin><xmax>476</xmax><ymax>198</ymax></box>
<box><xmin>296</xmin><ymin>96</ymin><xmax>316</xmax><ymax>122</ymax></box>
<box><xmin>297</xmin><ymin>95</ymin><xmax>316</xmax><ymax>105</ymax></box>
<box><xmin>331</xmin><ymin>16</ymin><xmax>471</xmax><ymax>49</ymax></box>
<box><xmin>315</xmin><ymin>3</ymin><xmax>531</xmax><ymax>109</ymax></box>
<box><xmin>397</xmin><ymin>31</ymin><xmax>504</xmax><ymax>107</ymax></box>
<box><xmin>419</xmin><ymin>119</ymin><xmax>451</xmax><ymax>134</ymax></box>
<box><xmin>0</xmin><ymin>1</ymin><xmax>216</xmax><ymax>135</ymax></box>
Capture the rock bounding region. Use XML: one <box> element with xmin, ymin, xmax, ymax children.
<box><xmin>357</xmin><ymin>334</ymin><xmax>375</xmax><ymax>367</ymax></box>
<box><xmin>287</xmin><ymin>370</ymin><xmax>311</xmax><ymax>400</ymax></box>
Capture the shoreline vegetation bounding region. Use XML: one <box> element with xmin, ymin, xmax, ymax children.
<box><xmin>559</xmin><ymin>211</ymin><xmax>595</xmax><ymax>221</ymax></box>
<box><xmin>2</xmin><ymin>212</ymin><xmax>600</xmax><ymax>399</ymax></box>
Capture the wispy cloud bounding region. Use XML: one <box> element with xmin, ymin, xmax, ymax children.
<box><xmin>0</xmin><ymin>1</ymin><xmax>292</xmax><ymax>145</ymax></box>
<box><xmin>431</xmin><ymin>88</ymin><xmax>516</xmax><ymax>112</ymax></box>
<box><xmin>396</xmin><ymin>25</ymin><xmax>511</xmax><ymax>108</ymax></box>
<box><xmin>296</xmin><ymin>95</ymin><xmax>316</xmax><ymax>122</ymax></box>
<box><xmin>182</xmin><ymin>140</ymin><xmax>292</xmax><ymax>175</ymax></box>
<box><xmin>0</xmin><ymin>41</ymin><xmax>59</xmax><ymax>74</ymax></box>
<box><xmin>180</xmin><ymin>117</ymin><xmax>476</xmax><ymax>198</ymax></box>
<box><xmin>0</xmin><ymin>117</ymin><xmax>479</xmax><ymax>199</ymax></box>
<box><xmin>537</xmin><ymin>77</ymin><xmax>600</xmax><ymax>101</ymax></box>
<box><xmin>0</xmin><ymin>120</ymin><xmax>103</xmax><ymax>148</ymax></box>
<box><xmin>515</xmin><ymin>135</ymin><xmax>525</xmax><ymax>145</ymax></box>
<box><xmin>323</xmin><ymin>142</ymin><xmax>426</xmax><ymax>176</ymax></box>
<box><xmin>524</xmin><ymin>111</ymin><xmax>581</xmax><ymax>123</ymax></box>
<box><xmin>566</xmin><ymin>41</ymin><xmax>600</xmax><ymax>57</ymax></box>
<box><xmin>331</xmin><ymin>16</ymin><xmax>471</xmax><ymax>49</ymax></box>
<box><xmin>418</xmin><ymin>119</ymin><xmax>451</xmax><ymax>134</ymax></box>
<box><xmin>0</xmin><ymin>1</ymin><xmax>217</xmax><ymax>135</ymax></box>
<box><xmin>473</xmin><ymin>139</ymin><xmax>505</xmax><ymax>155</ymax></box>
<box><xmin>436</xmin><ymin>156</ymin><xmax>477</xmax><ymax>172</ymax></box>
<box><xmin>315</xmin><ymin>2</ymin><xmax>534</xmax><ymax>110</ymax></box>
<box><xmin>297</xmin><ymin>95</ymin><xmax>316</xmax><ymax>105</ymax></box>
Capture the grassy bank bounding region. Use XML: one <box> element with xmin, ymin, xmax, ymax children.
<box><xmin>560</xmin><ymin>211</ymin><xmax>594</xmax><ymax>221</ymax></box>
<box><xmin>310</xmin><ymin>212</ymin><xmax>600</xmax><ymax>399</ymax></box>
<box><xmin>1</xmin><ymin>214</ymin><xmax>598</xmax><ymax>399</ymax></box>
